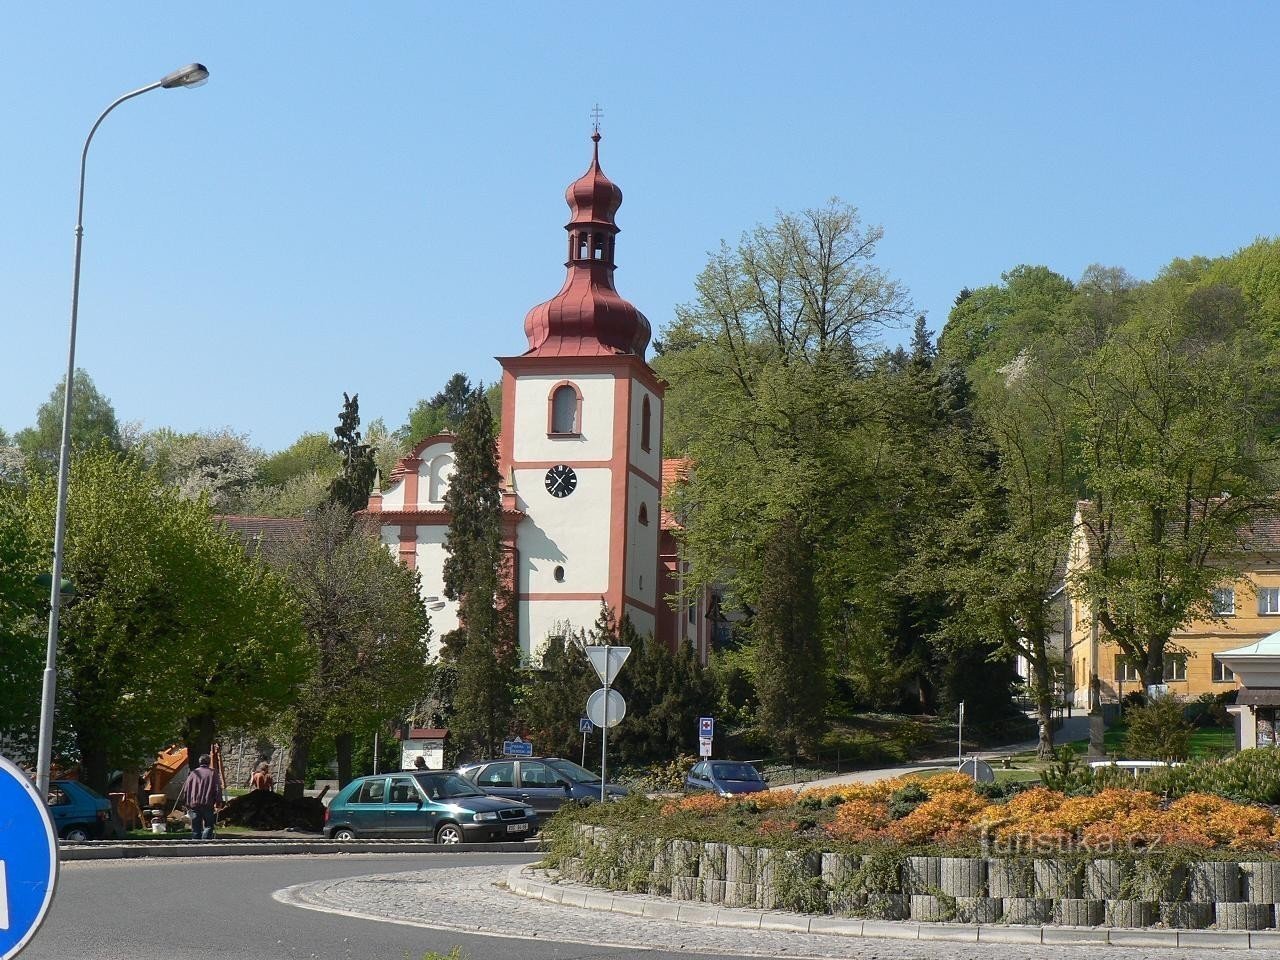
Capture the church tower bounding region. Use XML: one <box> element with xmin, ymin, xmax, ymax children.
<box><xmin>497</xmin><ymin>130</ymin><xmax>665</xmax><ymax>657</ymax></box>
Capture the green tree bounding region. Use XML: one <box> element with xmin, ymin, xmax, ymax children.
<box><xmin>753</xmin><ymin>514</ymin><xmax>827</xmax><ymax>759</ymax></box>
<box><xmin>16</xmin><ymin>369</ymin><xmax>122</xmax><ymax>473</ymax></box>
<box><xmin>136</xmin><ymin>427</ymin><xmax>264</xmax><ymax>511</ymax></box>
<box><xmin>518</xmin><ymin>623</ymin><xmax>596</xmax><ymax>761</ymax></box>
<box><xmin>1068</xmin><ymin>284</ymin><xmax>1280</xmax><ymax>687</ymax></box>
<box><xmin>18</xmin><ymin>450</ymin><xmax>304</xmax><ymax>792</ymax></box>
<box><xmin>443</xmin><ymin>392</ymin><xmax>518</xmax><ymax>758</ymax></box>
<box><xmin>0</xmin><ymin>486</ymin><xmax>43</xmax><ymax>751</ymax></box>
<box><xmin>277</xmin><ymin>503</ymin><xmax>431</xmax><ymax>795</ymax></box>
<box><xmin>398</xmin><ymin>373</ymin><xmax>478</xmax><ymax>447</ymax></box>
<box><xmin>258</xmin><ymin>432</ymin><xmax>340</xmax><ymax>488</ymax></box>
<box><xmin>328</xmin><ymin>392</ymin><xmax>377</xmax><ymax>514</ymax></box>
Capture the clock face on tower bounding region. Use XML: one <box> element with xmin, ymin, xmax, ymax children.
<box><xmin>544</xmin><ymin>464</ymin><xmax>578</xmax><ymax>498</ymax></box>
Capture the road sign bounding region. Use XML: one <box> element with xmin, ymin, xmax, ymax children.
<box><xmin>585</xmin><ymin>645</ymin><xmax>631</xmax><ymax>687</ymax></box>
<box><xmin>579</xmin><ymin>717</ymin><xmax>594</xmax><ymax>735</ymax></box>
<box><xmin>699</xmin><ymin>737</ymin><xmax>713</xmax><ymax>758</ymax></box>
<box><xmin>502</xmin><ymin>738</ymin><xmax>533</xmax><ymax>757</ymax></box>
<box><xmin>699</xmin><ymin>716</ymin><xmax>714</xmax><ymax>738</ymax></box>
<box><xmin>586</xmin><ymin>688</ymin><xmax>626</xmax><ymax>728</ymax></box>
<box><xmin>0</xmin><ymin>752</ymin><xmax>58</xmax><ymax>959</ymax></box>
<box><xmin>959</xmin><ymin>757</ymin><xmax>996</xmax><ymax>783</ymax></box>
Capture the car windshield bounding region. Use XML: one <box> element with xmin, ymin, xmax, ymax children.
<box><xmin>710</xmin><ymin>763</ymin><xmax>762</xmax><ymax>782</ymax></box>
<box><xmin>545</xmin><ymin>758</ymin><xmax>601</xmax><ymax>784</ymax></box>
<box><xmin>415</xmin><ymin>773</ymin><xmax>485</xmax><ymax>798</ymax></box>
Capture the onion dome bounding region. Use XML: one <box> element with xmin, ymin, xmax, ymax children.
<box><xmin>522</xmin><ymin>132</ymin><xmax>651</xmax><ymax>358</ymax></box>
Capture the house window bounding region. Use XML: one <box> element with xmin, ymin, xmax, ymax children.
<box><xmin>550</xmin><ymin>384</ymin><xmax>580</xmax><ymax>435</ymax></box>
<box><xmin>1115</xmin><ymin>655</ymin><xmax>1141</xmax><ymax>683</ymax></box>
<box><xmin>1164</xmin><ymin>654</ymin><xmax>1187</xmax><ymax>682</ymax></box>
<box><xmin>641</xmin><ymin>396</ymin><xmax>652</xmax><ymax>452</ymax></box>
<box><xmin>1212</xmin><ymin>656</ymin><xmax>1236</xmax><ymax>684</ymax></box>
<box><xmin>1212</xmin><ymin>587</ymin><xmax>1236</xmax><ymax>616</ymax></box>
<box><xmin>1259</xmin><ymin>587</ymin><xmax>1280</xmax><ymax>615</ymax></box>
<box><xmin>638</xmin><ymin>503</ymin><xmax>649</xmax><ymax>526</ymax></box>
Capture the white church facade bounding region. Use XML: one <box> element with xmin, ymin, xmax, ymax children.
<box><xmin>362</xmin><ymin>132</ymin><xmax>704</xmax><ymax>662</ymax></box>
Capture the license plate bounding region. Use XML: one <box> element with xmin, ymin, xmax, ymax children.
<box><xmin>506</xmin><ymin>822</ymin><xmax>529</xmax><ymax>832</ymax></box>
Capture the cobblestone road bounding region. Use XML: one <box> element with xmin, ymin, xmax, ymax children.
<box><xmin>275</xmin><ymin>863</ymin><xmax>1280</xmax><ymax>959</ymax></box>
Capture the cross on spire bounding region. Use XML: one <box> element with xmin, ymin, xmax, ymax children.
<box><xmin>590</xmin><ymin>103</ymin><xmax>603</xmax><ymax>134</ymax></box>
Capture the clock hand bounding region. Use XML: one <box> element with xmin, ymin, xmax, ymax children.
<box><xmin>550</xmin><ymin>474</ymin><xmax>564</xmax><ymax>493</ymax></box>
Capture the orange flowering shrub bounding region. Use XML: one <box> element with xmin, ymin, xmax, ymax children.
<box><xmin>758</xmin><ymin>817</ymin><xmax>799</xmax><ymax>837</ymax></box>
<box><xmin>885</xmin><ymin>791</ymin><xmax>993</xmax><ymax>845</ymax></box>
<box><xmin>744</xmin><ymin>790</ymin><xmax>800</xmax><ymax>811</ymax></box>
<box><xmin>916</xmin><ymin>772</ymin><xmax>979</xmax><ymax>796</ymax></box>
<box><xmin>825</xmin><ymin>798</ymin><xmax>892</xmax><ymax>842</ymax></box>
<box><xmin>1169</xmin><ymin>794</ymin><xmax>1275</xmax><ymax>850</ymax></box>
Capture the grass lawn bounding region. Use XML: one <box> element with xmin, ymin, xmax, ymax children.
<box><xmin>1049</xmin><ymin>724</ymin><xmax>1236</xmax><ymax>761</ymax></box>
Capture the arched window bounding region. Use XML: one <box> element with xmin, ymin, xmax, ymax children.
<box><xmin>638</xmin><ymin>503</ymin><xmax>649</xmax><ymax>526</ymax></box>
<box><xmin>640</xmin><ymin>395</ymin><xmax>652</xmax><ymax>452</ymax></box>
<box><xmin>549</xmin><ymin>383</ymin><xmax>580</xmax><ymax>435</ymax></box>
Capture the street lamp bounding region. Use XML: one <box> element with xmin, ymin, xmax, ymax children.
<box><xmin>35</xmin><ymin>63</ymin><xmax>210</xmax><ymax>796</ymax></box>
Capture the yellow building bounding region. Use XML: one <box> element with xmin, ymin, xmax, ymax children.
<box><xmin>1064</xmin><ymin>502</ymin><xmax>1280</xmax><ymax>707</ymax></box>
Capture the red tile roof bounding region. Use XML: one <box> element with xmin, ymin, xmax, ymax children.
<box><xmin>214</xmin><ymin>515</ymin><xmax>305</xmax><ymax>557</ymax></box>
<box><xmin>661</xmin><ymin>458</ymin><xmax>690</xmax><ymax>530</ymax></box>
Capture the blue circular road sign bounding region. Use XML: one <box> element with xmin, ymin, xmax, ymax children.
<box><xmin>0</xmin><ymin>753</ymin><xmax>59</xmax><ymax>959</ymax></box>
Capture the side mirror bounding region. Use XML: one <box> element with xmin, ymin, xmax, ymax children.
<box><xmin>556</xmin><ymin>779</ymin><xmax>571</xmax><ymax>790</ymax></box>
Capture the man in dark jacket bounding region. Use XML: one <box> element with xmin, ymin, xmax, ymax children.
<box><xmin>177</xmin><ymin>754</ymin><xmax>222</xmax><ymax>839</ymax></box>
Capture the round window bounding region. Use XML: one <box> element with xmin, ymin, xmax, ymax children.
<box><xmin>554</xmin><ymin>565</ymin><xmax>565</xmax><ymax>583</ymax></box>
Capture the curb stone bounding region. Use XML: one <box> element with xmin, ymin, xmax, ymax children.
<box><xmin>510</xmin><ymin>867</ymin><xmax>1280</xmax><ymax>950</ymax></box>
<box><xmin>62</xmin><ymin>839</ymin><xmax>540</xmax><ymax>861</ymax></box>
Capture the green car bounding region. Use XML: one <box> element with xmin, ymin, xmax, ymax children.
<box><xmin>324</xmin><ymin>771</ymin><xmax>536</xmax><ymax>843</ymax></box>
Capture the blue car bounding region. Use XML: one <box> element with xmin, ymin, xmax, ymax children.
<box><xmin>684</xmin><ymin>760</ymin><xmax>767</xmax><ymax>797</ymax></box>
<box><xmin>47</xmin><ymin>780</ymin><xmax>111</xmax><ymax>841</ymax></box>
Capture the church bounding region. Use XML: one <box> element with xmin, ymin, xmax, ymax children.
<box><xmin>361</xmin><ymin>131</ymin><xmax>718</xmax><ymax>664</ymax></box>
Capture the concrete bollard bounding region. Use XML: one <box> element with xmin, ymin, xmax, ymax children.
<box><xmin>904</xmin><ymin>856</ymin><xmax>941</xmax><ymax>895</ymax></box>
<box><xmin>1189</xmin><ymin>861</ymin><xmax>1241</xmax><ymax>904</ymax></box>
<box><xmin>939</xmin><ymin>857</ymin><xmax>986</xmax><ymax>897</ymax></box>
<box><xmin>955</xmin><ymin>896</ymin><xmax>1002</xmax><ymax>924</ymax></box>
<box><xmin>1241</xmin><ymin>862</ymin><xmax>1280</xmax><ymax>904</ymax></box>
<box><xmin>1215</xmin><ymin>902</ymin><xmax>1273</xmax><ymax>930</ymax></box>
<box><xmin>725</xmin><ymin>845</ymin><xmax>759</xmax><ymax>885</ymax></box>
<box><xmin>1033</xmin><ymin>858</ymin><xmax>1082</xmax><ymax>899</ymax></box>
<box><xmin>987</xmin><ymin>858</ymin><xmax>1034</xmax><ymax>898</ymax></box>
<box><xmin>910</xmin><ymin>894</ymin><xmax>951</xmax><ymax>922</ymax></box>
<box><xmin>1084</xmin><ymin>860</ymin><xmax>1127</xmax><ymax>901</ymax></box>
<box><xmin>699</xmin><ymin>842</ymin><xmax>728</xmax><ymax>882</ymax></box>
<box><xmin>1003</xmin><ymin>898</ymin><xmax>1054</xmax><ymax>924</ymax></box>
<box><xmin>1161</xmin><ymin>901</ymin><xmax>1214</xmax><ymax>929</ymax></box>
<box><xmin>1105</xmin><ymin>900</ymin><xmax>1157</xmax><ymax>928</ymax></box>
<box><xmin>1055</xmin><ymin>899</ymin><xmax>1104</xmax><ymax>927</ymax></box>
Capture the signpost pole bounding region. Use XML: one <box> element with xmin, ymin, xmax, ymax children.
<box><xmin>600</xmin><ymin>676</ymin><xmax>609</xmax><ymax>804</ymax></box>
<box><xmin>957</xmin><ymin>700</ymin><xmax>965</xmax><ymax>766</ymax></box>
<box><xmin>581</xmin><ymin>729</ymin><xmax>588</xmax><ymax>768</ymax></box>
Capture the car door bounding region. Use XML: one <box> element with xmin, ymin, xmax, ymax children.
<box><xmin>515</xmin><ymin>761</ymin><xmax>568</xmax><ymax>817</ymax></box>
<box><xmin>45</xmin><ymin>784</ymin><xmax>74</xmax><ymax>834</ymax></box>
<box><xmin>472</xmin><ymin>761</ymin><xmax>520</xmax><ymax>803</ymax></box>
<box><xmin>383</xmin><ymin>776</ymin><xmax>429</xmax><ymax>838</ymax></box>
<box><xmin>686</xmin><ymin>762</ymin><xmax>712</xmax><ymax>792</ymax></box>
<box><xmin>347</xmin><ymin>777</ymin><xmax>389</xmax><ymax>836</ymax></box>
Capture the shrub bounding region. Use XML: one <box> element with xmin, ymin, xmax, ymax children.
<box><xmin>1124</xmin><ymin>695</ymin><xmax>1193</xmax><ymax>761</ymax></box>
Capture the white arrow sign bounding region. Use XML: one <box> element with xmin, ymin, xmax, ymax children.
<box><xmin>585</xmin><ymin>645</ymin><xmax>631</xmax><ymax>687</ymax></box>
<box><xmin>0</xmin><ymin>861</ymin><xmax>8</xmax><ymax>932</ymax></box>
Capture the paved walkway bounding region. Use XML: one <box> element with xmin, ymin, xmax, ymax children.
<box><xmin>275</xmin><ymin>861</ymin><xmax>1280</xmax><ymax>958</ymax></box>
<box><xmin>776</xmin><ymin>716</ymin><xmax>1091</xmax><ymax>791</ymax></box>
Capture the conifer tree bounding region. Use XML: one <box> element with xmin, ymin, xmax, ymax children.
<box><xmin>442</xmin><ymin>391</ymin><xmax>518</xmax><ymax>758</ymax></box>
<box><xmin>328</xmin><ymin>392</ymin><xmax>377</xmax><ymax>514</ymax></box>
<box><xmin>753</xmin><ymin>513</ymin><xmax>826</xmax><ymax>760</ymax></box>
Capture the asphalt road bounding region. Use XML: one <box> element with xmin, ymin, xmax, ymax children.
<box><xmin>22</xmin><ymin>852</ymin><xmax>754</xmax><ymax>960</ymax></box>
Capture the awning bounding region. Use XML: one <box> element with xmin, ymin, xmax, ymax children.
<box><xmin>1236</xmin><ymin>689</ymin><xmax>1280</xmax><ymax>707</ymax></box>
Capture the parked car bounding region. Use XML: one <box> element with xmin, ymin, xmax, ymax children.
<box><xmin>684</xmin><ymin>760</ymin><xmax>767</xmax><ymax>797</ymax></box>
<box><xmin>47</xmin><ymin>780</ymin><xmax>111</xmax><ymax>841</ymax></box>
<box><xmin>324</xmin><ymin>771</ymin><xmax>536</xmax><ymax>843</ymax></box>
<box><xmin>457</xmin><ymin>757</ymin><xmax>628</xmax><ymax>819</ymax></box>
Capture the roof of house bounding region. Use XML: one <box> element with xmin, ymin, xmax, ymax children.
<box><xmin>214</xmin><ymin>515</ymin><xmax>305</xmax><ymax>557</ymax></box>
<box><xmin>661</xmin><ymin>458</ymin><xmax>690</xmax><ymax>530</ymax></box>
<box><xmin>1074</xmin><ymin>499</ymin><xmax>1280</xmax><ymax>556</ymax></box>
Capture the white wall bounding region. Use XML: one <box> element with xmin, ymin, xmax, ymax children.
<box><xmin>628</xmin><ymin>384</ymin><xmax>662</xmax><ymax>480</ymax></box>
<box><xmin>414</xmin><ymin>525</ymin><xmax>457</xmax><ymax>659</ymax></box>
<box><xmin>512</xmin><ymin>373</ymin><xmax>615</xmax><ymax>462</ymax></box>
<box><xmin>522</xmin><ymin>599</ymin><xmax>606</xmax><ymax>662</ymax></box>
<box><xmin>624</xmin><ymin>605</ymin><xmax>656</xmax><ymax>642</ymax></box>
<box><xmin>378</xmin><ymin>439</ymin><xmax>454</xmax><ymax>509</ymax></box>
<box><xmin>514</xmin><ymin>467</ymin><xmax>612</xmax><ymax>594</ymax></box>
<box><xmin>625</xmin><ymin>472</ymin><xmax>660</xmax><ymax>611</ymax></box>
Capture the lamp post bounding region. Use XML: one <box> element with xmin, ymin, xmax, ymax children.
<box><xmin>35</xmin><ymin>63</ymin><xmax>210</xmax><ymax>796</ymax></box>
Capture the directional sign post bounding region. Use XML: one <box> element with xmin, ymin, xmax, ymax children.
<box><xmin>0</xmin><ymin>752</ymin><xmax>58</xmax><ymax>959</ymax></box>
<box><xmin>584</xmin><ymin>646</ymin><xmax>631</xmax><ymax>804</ymax></box>
<box><xmin>502</xmin><ymin>738</ymin><xmax>533</xmax><ymax>758</ymax></box>
<box><xmin>579</xmin><ymin>717</ymin><xmax>593</xmax><ymax>767</ymax></box>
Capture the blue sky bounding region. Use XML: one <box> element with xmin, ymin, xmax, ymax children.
<box><xmin>4</xmin><ymin>3</ymin><xmax>1280</xmax><ymax>452</ymax></box>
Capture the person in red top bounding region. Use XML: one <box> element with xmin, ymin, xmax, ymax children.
<box><xmin>249</xmin><ymin>762</ymin><xmax>274</xmax><ymax>792</ymax></box>
<box><xmin>177</xmin><ymin>754</ymin><xmax>222</xmax><ymax>839</ymax></box>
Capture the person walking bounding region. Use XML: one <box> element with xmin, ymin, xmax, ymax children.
<box><xmin>249</xmin><ymin>761</ymin><xmax>274</xmax><ymax>792</ymax></box>
<box><xmin>177</xmin><ymin>753</ymin><xmax>222</xmax><ymax>840</ymax></box>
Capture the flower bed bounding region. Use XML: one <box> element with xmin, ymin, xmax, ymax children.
<box><xmin>540</xmin><ymin>771</ymin><xmax>1280</xmax><ymax>929</ymax></box>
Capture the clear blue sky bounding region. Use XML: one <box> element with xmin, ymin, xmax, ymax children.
<box><xmin>4</xmin><ymin>3</ymin><xmax>1279</xmax><ymax>452</ymax></box>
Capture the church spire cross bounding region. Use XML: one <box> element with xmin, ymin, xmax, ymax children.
<box><xmin>590</xmin><ymin>103</ymin><xmax>603</xmax><ymax>137</ymax></box>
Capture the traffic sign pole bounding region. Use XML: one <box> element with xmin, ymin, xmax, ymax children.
<box><xmin>600</xmin><ymin>674</ymin><xmax>609</xmax><ymax>804</ymax></box>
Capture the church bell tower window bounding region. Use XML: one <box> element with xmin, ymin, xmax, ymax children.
<box><xmin>548</xmin><ymin>382</ymin><xmax>582</xmax><ymax>436</ymax></box>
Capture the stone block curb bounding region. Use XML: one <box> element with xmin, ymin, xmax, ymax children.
<box><xmin>509</xmin><ymin>867</ymin><xmax>1280</xmax><ymax>950</ymax></box>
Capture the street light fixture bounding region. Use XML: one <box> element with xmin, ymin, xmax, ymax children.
<box><xmin>35</xmin><ymin>63</ymin><xmax>210</xmax><ymax>797</ymax></box>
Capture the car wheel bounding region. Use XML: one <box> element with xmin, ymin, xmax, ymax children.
<box><xmin>435</xmin><ymin>822</ymin><xmax>463</xmax><ymax>845</ymax></box>
<box><xmin>331</xmin><ymin>827</ymin><xmax>357</xmax><ymax>841</ymax></box>
<box><xmin>63</xmin><ymin>826</ymin><xmax>91</xmax><ymax>842</ymax></box>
